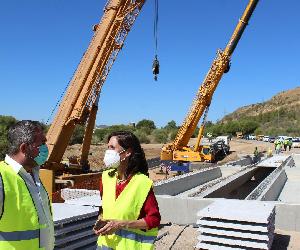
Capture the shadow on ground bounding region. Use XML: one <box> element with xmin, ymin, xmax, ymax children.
<box><xmin>271</xmin><ymin>233</ymin><xmax>290</xmax><ymax>250</ymax></box>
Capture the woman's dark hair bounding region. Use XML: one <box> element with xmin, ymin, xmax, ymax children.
<box><xmin>107</xmin><ymin>131</ymin><xmax>149</xmax><ymax>177</ymax></box>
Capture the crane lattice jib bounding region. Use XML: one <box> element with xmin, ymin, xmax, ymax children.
<box><xmin>172</xmin><ymin>51</ymin><xmax>230</xmax><ymax>150</ymax></box>
<box><xmin>170</xmin><ymin>0</ymin><xmax>259</xmax><ymax>151</ymax></box>
<box><xmin>46</xmin><ymin>0</ymin><xmax>146</xmax><ymax>165</ymax></box>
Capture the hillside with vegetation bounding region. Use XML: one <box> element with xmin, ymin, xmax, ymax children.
<box><xmin>205</xmin><ymin>87</ymin><xmax>300</xmax><ymax>137</ymax></box>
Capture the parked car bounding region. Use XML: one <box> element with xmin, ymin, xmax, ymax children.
<box><xmin>268</xmin><ymin>136</ymin><xmax>276</xmax><ymax>143</ymax></box>
<box><xmin>277</xmin><ymin>136</ymin><xmax>287</xmax><ymax>142</ymax></box>
<box><xmin>292</xmin><ymin>138</ymin><xmax>300</xmax><ymax>148</ymax></box>
<box><xmin>262</xmin><ymin>136</ymin><xmax>270</xmax><ymax>142</ymax></box>
<box><xmin>248</xmin><ymin>134</ymin><xmax>256</xmax><ymax>140</ymax></box>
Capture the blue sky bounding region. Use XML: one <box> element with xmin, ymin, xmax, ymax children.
<box><xmin>0</xmin><ymin>0</ymin><xmax>299</xmax><ymax>128</ymax></box>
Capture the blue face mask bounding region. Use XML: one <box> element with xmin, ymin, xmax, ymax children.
<box><xmin>34</xmin><ymin>144</ymin><xmax>49</xmax><ymax>166</ymax></box>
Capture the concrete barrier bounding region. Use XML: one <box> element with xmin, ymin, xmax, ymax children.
<box><xmin>260</xmin><ymin>170</ymin><xmax>287</xmax><ymax>201</ymax></box>
<box><xmin>154</xmin><ymin>167</ymin><xmax>222</xmax><ymax>196</ymax></box>
<box><xmin>156</xmin><ymin>195</ymin><xmax>214</xmax><ymax>224</ymax></box>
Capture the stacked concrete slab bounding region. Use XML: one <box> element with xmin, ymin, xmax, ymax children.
<box><xmin>196</xmin><ymin>200</ymin><xmax>275</xmax><ymax>250</ymax></box>
<box><xmin>53</xmin><ymin>203</ymin><xmax>99</xmax><ymax>250</ymax></box>
<box><xmin>61</xmin><ymin>188</ymin><xmax>100</xmax><ymax>200</ymax></box>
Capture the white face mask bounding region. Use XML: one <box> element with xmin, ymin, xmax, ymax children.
<box><xmin>103</xmin><ymin>149</ymin><xmax>122</xmax><ymax>168</ymax></box>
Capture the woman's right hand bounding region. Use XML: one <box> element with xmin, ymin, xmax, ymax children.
<box><xmin>94</xmin><ymin>219</ymin><xmax>125</xmax><ymax>236</ymax></box>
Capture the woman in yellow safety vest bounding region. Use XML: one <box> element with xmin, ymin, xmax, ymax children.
<box><xmin>94</xmin><ymin>131</ymin><xmax>160</xmax><ymax>250</ymax></box>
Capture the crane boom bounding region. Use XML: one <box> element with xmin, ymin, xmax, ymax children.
<box><xmin>45</xmin><ymin>0</ymin><xmax>146</xmax><ymax>170</ymax></box>
<box><xmin>161</xmin><ymin>0</ymin><xmax>259</xmax><ymax>161</ymax></box>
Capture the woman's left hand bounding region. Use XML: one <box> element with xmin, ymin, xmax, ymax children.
<box><xmin>94</xmin><ymin>220</ymin><xmax>125</xmax><ymax>235</ymax></box>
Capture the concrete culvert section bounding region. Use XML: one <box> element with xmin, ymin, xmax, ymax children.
<box><xmin>246</xmin><ymin>155</ymin><xmax>290</xmax><ymax>201</ymax></box>
<box><xmin>193</xmin><ymin>167</ymin><xmax>275</xmax><ymax>200</ymax></box>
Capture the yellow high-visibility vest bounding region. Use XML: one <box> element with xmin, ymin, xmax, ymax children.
<box><xmin>97</xmin><ymin>170</ymin><xmax>158</xmax><ymax>250</ymax></box>
<box><xmin>0</xmin><ymin>161</ymin><xmax>50</xmax><ymax>250</ymax></box>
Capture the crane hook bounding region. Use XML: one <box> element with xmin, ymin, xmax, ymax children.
<box><xmin>152</xmin><ymin>55</ymin><xmax>160</xmax><ymax>81</ymax></box>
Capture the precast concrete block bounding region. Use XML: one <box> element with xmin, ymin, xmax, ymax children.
<box><xmin>197</xmin><ymin>200</ymin><xmax>275</xmax><ymax>250</ymax></box>
<box><xmin>156</xmin><ymin>195</ymin><xmax>213</xmax><ymax>224</ymax></box>
<box><xmin>260</xmin><ymin>171</ymin><xmax>287</xmax><ymax>201</ymax></box>
<box><xmin>154</xmin><ymin>167</ymin><xmax>222</xmax><ymax>196</ymax></box>
<box><xmin>197</xmin><ymin>200</ymin><xmax>275</xmax><ymax>224</ymax></box>
<box><xmin>257</xmin><ymin>155</ymin><xmax>290</xmax><ymax>168</ymax></box>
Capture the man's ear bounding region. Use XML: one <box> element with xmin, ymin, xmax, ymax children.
<box><xmin>19</xmin><ymin>143</ymin><xmax>28</xmax><ymax>155</ymax></box>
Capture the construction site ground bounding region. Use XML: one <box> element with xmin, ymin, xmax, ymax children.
<box><xmin>64</xmin><ymin>139</ymin><xmax>300</xmax><ymax>249</ymax></box>
<box><xmin>64</xmin><ymin>137</ymin><xmax>300</xmax><ymax>178</ymax></box>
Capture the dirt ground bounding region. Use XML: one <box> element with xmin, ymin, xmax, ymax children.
<box><xmin>62</xmin><ymin>138</ymin><xmax>266</xmax><ymax>170</ymax></box>
<box><xmin>62</xmin><ymin>142</ymin><xmax>163</xmax><ymax>171</ymax></box>
<box><xmin>63</xmin><ymin>138</ymin><xmax>300</xmax><ymax>182</ymax></box>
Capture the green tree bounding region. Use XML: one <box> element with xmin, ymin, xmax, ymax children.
<box><xmin>134</xmin><ymin>131</ymin><xmax>150</xmax><ymax>144</ymax></box>
<box><xmin>69</xmin><ymin>125</ymin><xmax>85</xmax><ymax>145</ymax></box>
<box><xmin>169</xmin><ymin>129</ymin><xmax>178</xmax><ymax>141</ymax></box>
<box><xmin>254</xmin><ymin>127</ymin><xmax>263</xmax><ymax>135</ymax></box>
<box><xmin>152</xmin><ymin>129</ymin><xmax>168</xmax><ymax>143</ymax></box>
<box><xmin>0</xmin><ymin>115</ymin><xmax>17</xmax><ymax>160</ymax></box>
<box><xmin>164</xmin><ymin>120</ymin><xmax>177</xmax><ymax>130</ymax></box>
<box><xmin>240</xmin><ymin>120</ymin><xmax>259</xmax><ymax>134</ymax></box>
<box><xmin>93</xmin><ymin>124</ymin><xmax>134</xmax><ymax>143</ymax></box>
<box><xmin>206</xmin><ymin>123</ymin><xmax>222</xmax><ymax>136</ymax></box>
<box><xmin>223</xmin><ymin>121</ymin><xmax>240</xmax><ymax>135</ymax></box>
<box><xmin>136</xmin><ymin>119</ymin><xmax>156</xmax><ymax>131</ymax></box>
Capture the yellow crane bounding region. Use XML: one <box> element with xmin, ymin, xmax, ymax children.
<box><xmin>42</xmin><ymin>0</ymin><xmax>148</xmax><ymax>196</ymax></box>
<box><xmin>161</xmin><ymin>0</ymin><xmax>259</xmax><ymax>163</ymax></box>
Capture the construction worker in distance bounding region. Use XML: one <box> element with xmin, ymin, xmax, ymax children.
<box><xmin>275</xmin><ymin>139</ymin><xmax>282</xmax><ymax>154</ymax></box>
<box><xmin>288</xmin><ymin>138</ymin><xmax>292</xmax><ymax>151</ymax></box>
<box><xmin>253</xmin><ymin>147</ymin><xmax>259</xmax><ymax>163</ymax></box>
<box><xmin>267</xmin><ymin>147</ymin><xmax>273</xmax><ymax>157</ymax></box>
<box><xmin>0</xmin><ymin>120</ymin><xmax>54</xmax><ymax>250</ymax></box>
<box><xmin>274</xmin><ymin>138</ymin><xmax>279</xmax><ymax>151</ymax></box>
<box><xmin>283</xmin><ymin>138</ymin><xmax>288</xmax><ymax>151</ymax></box>
<box><xmin>207</xmin><ymin>132</ymin><xmax>213</xmax><ymax>142</ymax></box>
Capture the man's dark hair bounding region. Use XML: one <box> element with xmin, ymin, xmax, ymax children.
<box><xmin>7</xmin><ymin>120</ymin><xmax>43</xmax><ymax>155</ymax></box>
<box><xmin>107</xmin><ymin>131</ymin><xmax>149</xmax><ymax>178</ymax></box>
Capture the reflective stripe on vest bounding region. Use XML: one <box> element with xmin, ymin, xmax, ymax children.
<box><xmin>115</xmin><ymin>229</ymin><xmax>156</xmax><ymax>244</ymax></box>
<box><xmin>0</xmin><ymin>229</ymin><xmax>39</xmax><ymax>241</ymax></box>
<box><xmin>97</xmin><ymin>245</ymin><xmax>114</xmax><ymax>250</ymax></box>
